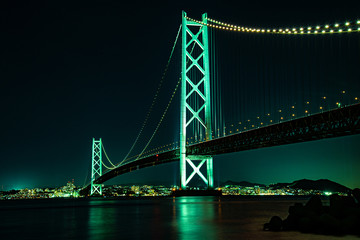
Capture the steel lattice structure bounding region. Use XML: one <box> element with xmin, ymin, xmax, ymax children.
<box><xmin>187</xmin><ymin>103</ymin><xmax>360</xmax><ymax>155</ymax></box>
<box><xmin>180</xmin><ymin>11</ymin><xmax>213</xmax><ymax>189</ymax></box>
<box><xmin>90</xmin><ymin>138</ymin><xmax>103</xmax><ymax>196</ymax></box>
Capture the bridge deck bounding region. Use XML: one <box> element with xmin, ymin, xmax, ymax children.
<box><xmin>81</xmin><ymin>103</ymin><xmax>360</xmax><ymax>194</ymax></box>
<box><xmin>188</xmin><ymin>103</ymin><xmax>360</xmax><ymax>155</ymax></box>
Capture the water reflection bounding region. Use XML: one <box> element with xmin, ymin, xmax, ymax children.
<box><xmin>173</xmin><ymin>197</ymin><xmax>219</xmax><ymax>240</ymax></box>
<box><xmin>1</xmin><ymin>197</ymin><xmax>332</xmax><ymax>239</ymax></box>
<box><xmin>88</xmin><ymin>200</ymin><xmax>117</xmax><ymax>240</ymax></box>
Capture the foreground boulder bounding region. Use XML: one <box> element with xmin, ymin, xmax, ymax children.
<box><xmin>264</xmin><ymin>189</ymin><xmax>360</xmax><ymax>236</ymax></box>
<box><xmin>263</xmin><ymin>216</ymin><xmax>282</xmax><ymax>231</ymax></box>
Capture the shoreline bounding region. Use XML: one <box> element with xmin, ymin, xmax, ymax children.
<box><xmin>0</xmin><ymin>194</ymin><xmax>322</xmax><ymax>202</ymax></box>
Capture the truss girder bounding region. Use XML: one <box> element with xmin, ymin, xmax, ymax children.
<box><xmin>187</xmin><ymin>104</ymin><xmax>360</xmax><ymax>156</ymax></box>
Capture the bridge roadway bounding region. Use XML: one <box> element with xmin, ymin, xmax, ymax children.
<box><xmin>82</xmin><ymin>103</ymin><xmax>360</xmax><ymax>193</ymax></box>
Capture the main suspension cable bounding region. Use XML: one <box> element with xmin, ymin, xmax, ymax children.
<box><xmin>119</xmin><ymin>24</ymin><xmax>182</xmax><ymax>165</ymax></box>
<box><xmin>102</xmin><ymin>160</ymin><xmax>116</xmax><ymax>170</ymax></box>
<box><xmin>132</xmin><ymin>36</ymin><xmax>198</xmax><ymax>161</ymax></box>
<box><xmin>135</xmin><ymin>77</ymin><xmax>181</xmax><ymax>160</ymax></box>
<box><xmin>186</xmin><ymin>16</ymin><xmax>360</xmax><ymax>35</ymax></box>
<box><xmin>101</xmin><ymin>143</ymin><xmax>117</xmax><ymax>168</ymax></box>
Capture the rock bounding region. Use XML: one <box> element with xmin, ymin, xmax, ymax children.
<box><xmin>318</xmin><ymin>213</ymin><xmax>342</xmax><ymax>235</ymax></box>
<box><xmin>263</xmin><ymin>223</ymin><xmax>270</xmax><ymax>231</ymax></box>
<box><xmin>321</xmin><ymin>205</ymin><xmax>330</xmax><ymax>215</ymax></box>
<box><xmin>305</xmin><ymin>195</ymin><xmax>322</xmax><ymax>215</ymax></box>
<box><xmin>288</xmin><ymin>203</ymin><xmax>306</xmax><ymax>218</ymax></box>
<box><xmin>282</xmin><ymin>214</ymin><xmax>298</xmax><ymax>230</ymax></box>
<box><xmin>298</xmin><ymin>216</ymin><xmax>317</xmax><ymax>233</ymax></box>
<box><xmin>264</xmin><ymin>216</ymin><xmax>282</xmax><ymax>231</ymax></box>
<box><xmin>330</xmin><ymin>194</ymin><xmax>357</xmax><ymax>219</ymax></box>
<box><xmin>265</xmin><ymin>190</ymin><xmax>360</xmax><ymax>236</ymax></box>
<box><xmin>340</xmin><ymin>215</ymin><xmax>359</xmax><ymax>234</ymax></box>
<box><xmin>268</xmin><ymin>216</ymin><xmax>282</xmax><ymax>231</ymax></box>
<box><xmin>352</xmin><ymin>188</ymin><xmax>360</xmax><ymax>204</ymax></box>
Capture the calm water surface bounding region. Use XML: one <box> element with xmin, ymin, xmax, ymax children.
<box><xmin>0</xmin><ymin>196</ymin><xmax>358</xmax><ymax>240</ymax></box>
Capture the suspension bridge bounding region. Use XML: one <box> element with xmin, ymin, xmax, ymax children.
<box><xmin>82</xmin><ymin>11</ymin><xmax>360</xmax><ymax>196</ymax></box>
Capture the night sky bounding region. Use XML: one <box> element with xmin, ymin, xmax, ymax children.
<box><xmin>1</xmin><ymin>1</ymin><xmax>360</xmax><ymax>190</ymax></box>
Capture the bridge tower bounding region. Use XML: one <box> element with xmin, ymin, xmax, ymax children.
<box><xmin>90</xmin><ymin>138</ymin><xmax>103</xmax><ymax>195</ymax></box>
<box><xmin>180</xmin><ymin>11</ymin><xmax>213</xmax><ymax>189</ymax></box>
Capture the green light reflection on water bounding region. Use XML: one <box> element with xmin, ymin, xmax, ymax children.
<box><xmin>88</xmin><ymin>200</ymin><xmax>117</xmax><ymax>240</ymax></box>
<box><xmin>173</xmin><ymin>197</ymin><xmax>219</xmax><ymax>240</ymax></box>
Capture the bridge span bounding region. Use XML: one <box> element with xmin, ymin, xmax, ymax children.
<box><xmin>82</xmin><ymin>103</ymin><xmax>360</xmax><ymax>194</ymax></box>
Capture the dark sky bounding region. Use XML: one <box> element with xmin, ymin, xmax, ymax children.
<box><xmin>1</xmin><ymin>0</ymin><xmax>360</xmax><ymax>190</ymax></box>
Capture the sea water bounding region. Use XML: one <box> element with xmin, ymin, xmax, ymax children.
<box><xmin>0</xmin><ymin>196</ymin><xmax>358</xmax><ymax>240</ymax></box>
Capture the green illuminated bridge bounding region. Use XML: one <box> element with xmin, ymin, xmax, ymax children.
<box><xmin>83</xmin><ymin>103</ymin><xmax>360</xmax><ymax>195</ymax></box>
<box><xmin>84</xmin><ymin>12</ymin><xmax>360</xmax><ymax>195</ymax></box>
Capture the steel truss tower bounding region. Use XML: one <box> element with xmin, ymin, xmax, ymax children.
<box><xmin>91</xmin><ymin>138</ymin><xmax>103</xmax><ymax>195</ymax></box>
<box><xmin>180</xmin><ymin>11</ymin><xmax>213</xmax><ymax>189</ymax></box>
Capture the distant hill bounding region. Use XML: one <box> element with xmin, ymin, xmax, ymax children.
<box><xmin>221</xmin><ymin>180</ymin><xmax>266</xmax><ymax>188</ymax></box>
<box><xmin>270</xmin><ymin>179</ymin><xmax>350</xmax><ymax>193</ymax></box>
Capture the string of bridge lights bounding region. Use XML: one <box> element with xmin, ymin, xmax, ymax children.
<box><xmin>135</xmin><ymin>93</ymin><xmax>360</xmax><ymax>156</ymax></box>
<box><xmin>185</xmin><ymin>16</ymin><xmax>360</xmax><ymax>35</ymax></box>
<box><xmin>113</xmin><ymin>91</ymin><xmax>360</xmax><ymax>159</ymax></box>
<box><xmin>103</xmin><ymin>96</ymin><xmax>360</xmax><ymax>167</ymax></box>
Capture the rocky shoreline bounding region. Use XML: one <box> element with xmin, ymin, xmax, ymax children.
<box><xmin>264</xmin><ymin>188</ymin><xmax>360</xmax><ymax>236</ymax></box>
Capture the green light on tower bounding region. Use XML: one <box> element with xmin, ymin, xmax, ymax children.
<box><xmin>180</xmin><ymin>11</ymin><xmax>213</xmax><ymax>190</ymax></box>
<box><xmin>90</xmin><ymin>138</ymin><xmax>103</xmax><ymax>196</ymax></box>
